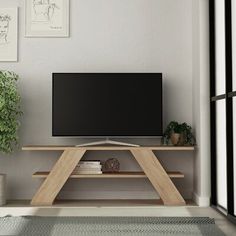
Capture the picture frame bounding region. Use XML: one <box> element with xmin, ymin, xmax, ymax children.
<box><xmin>25</xmin><ymin>0</ymin><xmax>70</xmax><ymax>37</ymax></box>
<box><xmin>0</xmin><ymin>8</ymin><xmax>18</xmax><ymax>62</ymax></box>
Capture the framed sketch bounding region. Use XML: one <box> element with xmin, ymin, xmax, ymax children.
<box><xmin>0</xmin><ymin>8</ymin><xmax>18</xmax><ymax>62</ymax></box>
<box><xmin>25</xmin><ymin>0</ymin><xmax>69</xmax><ymax>37</ymax></box>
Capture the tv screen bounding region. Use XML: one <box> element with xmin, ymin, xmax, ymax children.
<box><xmin>52</xmin><ymin>73</ymin><xmax>162</xmax><ymax>136</ymax></box>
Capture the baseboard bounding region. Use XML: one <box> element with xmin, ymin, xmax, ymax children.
<box><xmin>193</xmin><ymin>192</ymin><xmax>210</xmax><ymax>207</ymax></box>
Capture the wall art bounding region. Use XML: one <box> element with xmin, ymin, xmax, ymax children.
<box><xmin>25</xmin><ymin>0</ymin><xmax>69</xmax><ymax>37</ymax></box>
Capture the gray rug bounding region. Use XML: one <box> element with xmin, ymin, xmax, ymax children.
<box><xmin>0</xmin><ymin>216</ymin><xmax>225</xmax><ymax>236</ymax></box>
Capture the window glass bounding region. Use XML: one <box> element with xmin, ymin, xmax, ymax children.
<box><xmin>233</xmin><ymin>98</ymin><xmax>236</xmax><ymax>216</ymax></box>
<box><xmin>232</xmin><ymin>0</ymin><xmax>236</xmax><ymax>91</ymax></box>
<box><xmin>215</xmin><ymin>0</ymin><xmax>226</xmax><ymax>95</ymax></box>
<box><xmin>216</xmin><ymin>100</ymin><xmax>227</xmax><ymax>209</ymax></box>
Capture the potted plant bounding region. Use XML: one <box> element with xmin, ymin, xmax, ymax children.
<box><xmin>0</xmin><ymin>71</ymin><xmax>22</xmax><ymax>205</ymax></box>
<box><xmin>0</xmin><ymin>71</ymin><xmax>22</xmax><ymax>153</ymax></box>
<box><xmin>162</xmin><ymin>121</ymin><xmax>195</xmax><ymax>146</ymax></box>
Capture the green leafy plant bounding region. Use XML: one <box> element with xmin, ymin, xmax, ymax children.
<box><xmin>0</xmin><ymin>71</ymin><xmax>22</xmax><ymax>153</ymax></box>
<box><xmin>162</xmin><ymin>121</ymin><xmax>195</xmax><ymax>145</ymax></box>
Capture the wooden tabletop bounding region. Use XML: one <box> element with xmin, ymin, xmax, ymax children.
<box><xmin>22</xmin><ymin>145</ymin><xmax>195</xmax><ymax>151</ymax></box>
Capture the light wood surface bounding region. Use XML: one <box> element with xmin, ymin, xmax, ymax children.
<box><xmin>4</xmin><ymin>199</ymin><xmax>196</xmax><ymax>208</ymax></box>
<box><xmin>23</xmin><ymin>145</ymin><xmax>193</xmax><ymax>206</ymax></box>
<box><xmin>131</xmin><ymin>149</ymin><xmax>186</xmax><ymax>206</ymax></box>
<box><xmin>22</xmin><ymin>145</ymin><xmax>195</xmax><ymax>151</ymax></box>
<box><xmin>32</xmin><ymin>171</ymin><xmax>184</xmax><ymax>179</ymax></box>
<box><xmin>31</xmin><ymin>149</ymin><xmax>86</xmax><ymax>206</ymax></box>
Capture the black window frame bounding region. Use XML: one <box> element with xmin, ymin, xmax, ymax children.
<box><xmin>209</xmin><ymin>0</ymin><xmax>236</xmax><ymax>224</ymax></box>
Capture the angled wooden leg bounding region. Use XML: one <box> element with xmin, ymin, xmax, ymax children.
<box><xmin>131</xmin><ymin>149</ymin><xmax>185</xmax><ymax>206</ymax></box>
<box><xmin>31</xmin><ymin>149</ymin><xmax>86</xmax><ymax>206</ymax></box>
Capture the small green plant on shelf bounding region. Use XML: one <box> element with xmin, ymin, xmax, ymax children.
<box><xmin>162</xmin><ymin>121</ymin><xmax>195</xmax><ymax>146</ymax></box>
<box><xmin>0</xmin><ymin>71</ymin><xmax>22</xmax><ymax>154</ymax></box>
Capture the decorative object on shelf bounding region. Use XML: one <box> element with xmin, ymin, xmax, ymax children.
<box><xmin>104</xmin><ymin>158</ymin><xmax>120</xmax><ymax>173</ymax></box>
<box><xmin>25</xmin><ymin>0</ymin><xmax>70</xmax><ymax>37</ymax></box>
<box><xmin>162</xmin><ymin>121</ymin><xmax>195</xmax><ymax>146</ymax></box>
<box><xmin>170</xmin><ymin>133</ymin><xmax>181</xmax><ymax>146</ymax></box>
<box><xmin>0</xmin><ymin>71</ymin><xmax>23</xmax><ymax>154</ymax></box>
<box><xmin>0</xmin><ymin>8</ymin><xmax>18</xmax><ymax>61</ymax></box>
<box><xmin>0</xmin><ymin>174</ymin><xmax>6</xmax><ymax>206</ymax></box>
<box><xmin>73</xmin><ymin>161</ymin><xmax>102</xmax><ymax>174</ymax></box>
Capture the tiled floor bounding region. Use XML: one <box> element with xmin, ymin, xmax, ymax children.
<box><xmin>0</xmin><ymin>200</ymin><xmax>235</xmax><ymax>236</ymax></box>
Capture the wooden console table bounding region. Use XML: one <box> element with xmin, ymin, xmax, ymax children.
<box><xmin>22</xmin><ymin>145</ymin><xmax>194</xmax><ymax>206</ymax></box>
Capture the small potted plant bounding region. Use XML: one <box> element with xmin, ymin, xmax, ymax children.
<box><xmin>162</xmin><ymin>121</ymin><xmax>195</xmax><ymax>146</ymax></box>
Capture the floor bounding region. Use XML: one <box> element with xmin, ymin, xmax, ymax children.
<box><xmin>0</xmin><ymin>200</ymin><xmax>236</xmax><ymax>236</ymax></box>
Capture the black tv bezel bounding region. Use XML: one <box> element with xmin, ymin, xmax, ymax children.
<box><xmin>52</xmin><ymin>73</ymin><xmax>163</xmax><ymax>137</ymax></box>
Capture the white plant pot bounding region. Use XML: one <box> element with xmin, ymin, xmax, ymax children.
<box><xmin>0</xmin><ymin>174</ymin><xmax>6</xmax><ymax>206</ymax></box>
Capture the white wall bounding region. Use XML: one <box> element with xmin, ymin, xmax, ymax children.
<box><xmin>0</xmin><ymin>0</ymin><xmax>195</xmax><ymax>200</ymax></box>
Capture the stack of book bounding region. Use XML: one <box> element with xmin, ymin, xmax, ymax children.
<box><xmin>73</xmin><ymin>161</ymin><xmax>102</xmax><ymax>175</ymax></box>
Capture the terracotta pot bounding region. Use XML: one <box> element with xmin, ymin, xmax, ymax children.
<box><xmin>170</xmin><ymin>133</ymin><xmax>180</xmax><ymax>146</ymax></box>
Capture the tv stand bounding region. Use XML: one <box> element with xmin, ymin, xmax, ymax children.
<box><xmin>76</xmin><ymin>138</ymin><xmax>140</xmax><ymax>147</ymax></box>
<box><xmin>22</xmin><ymin>145</ymin><xmax>195</xmax><ymax>206</ymax></box>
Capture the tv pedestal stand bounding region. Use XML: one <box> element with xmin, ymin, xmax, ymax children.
<box><xmin>76</xmin><ymin>138</ymin><xmax>140</xmax><ymax>147</ymax></box>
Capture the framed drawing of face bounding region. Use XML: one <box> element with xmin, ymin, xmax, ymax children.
<box><xmin>0</xmin><ymin>8</ymin><xmax>18</xmax><ymax>62</ymax></box>
<box><xmin>25</xmin><ymin>0</ymin><xmax>70</xmax><ymax>37</ymax></box>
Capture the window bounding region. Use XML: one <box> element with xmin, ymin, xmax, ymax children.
<box><xmin>210</xmin><ymin>0</ymin><xmax>236</xmax><ymax>221</ymax></box>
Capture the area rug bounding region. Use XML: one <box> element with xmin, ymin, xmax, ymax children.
<box><xmin>0</xmin><ymin>216</ymin><xmax>225</xmax><ymax>236</ymax></box>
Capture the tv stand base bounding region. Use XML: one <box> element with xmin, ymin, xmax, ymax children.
<box><xmin>22</xmin><ymin>145</ymin><xmax>195</xmax><ymax>206</ymax></box>
<box><xmin>76</xmin><ymin>139</ymin><xmax>140</xmax><ymax>147</ymax></box>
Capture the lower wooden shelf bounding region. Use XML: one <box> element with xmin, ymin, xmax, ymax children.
<box><xmin>5</xmin><ymin>199</ymin><xmax>196</xmax><ymax>207</ymax></box>
<box><xmin>32</xmin><ymin>171</ymin><xmax>184</xmax><ymax>179</ymax></box>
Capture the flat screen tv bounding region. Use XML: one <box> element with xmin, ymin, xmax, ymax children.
<box><xmin>52</xmin><ymin>73</ymin><xmax>162</xmax><ymax>137</ymax></box>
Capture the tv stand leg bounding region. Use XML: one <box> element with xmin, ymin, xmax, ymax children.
<box><xmin>76</xmin><ymin>139</ymin><xmax>140</xmax><ymax>147</ymax></box>
<box><xmin>31</xmin><ymin>149</ymin><xmax>86</xmax><ymax>206</ymax></box>
<box><xmin>130</xmin><ymin>149</ymin><xmax>185</xmax><ymax>206</ymax></box>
